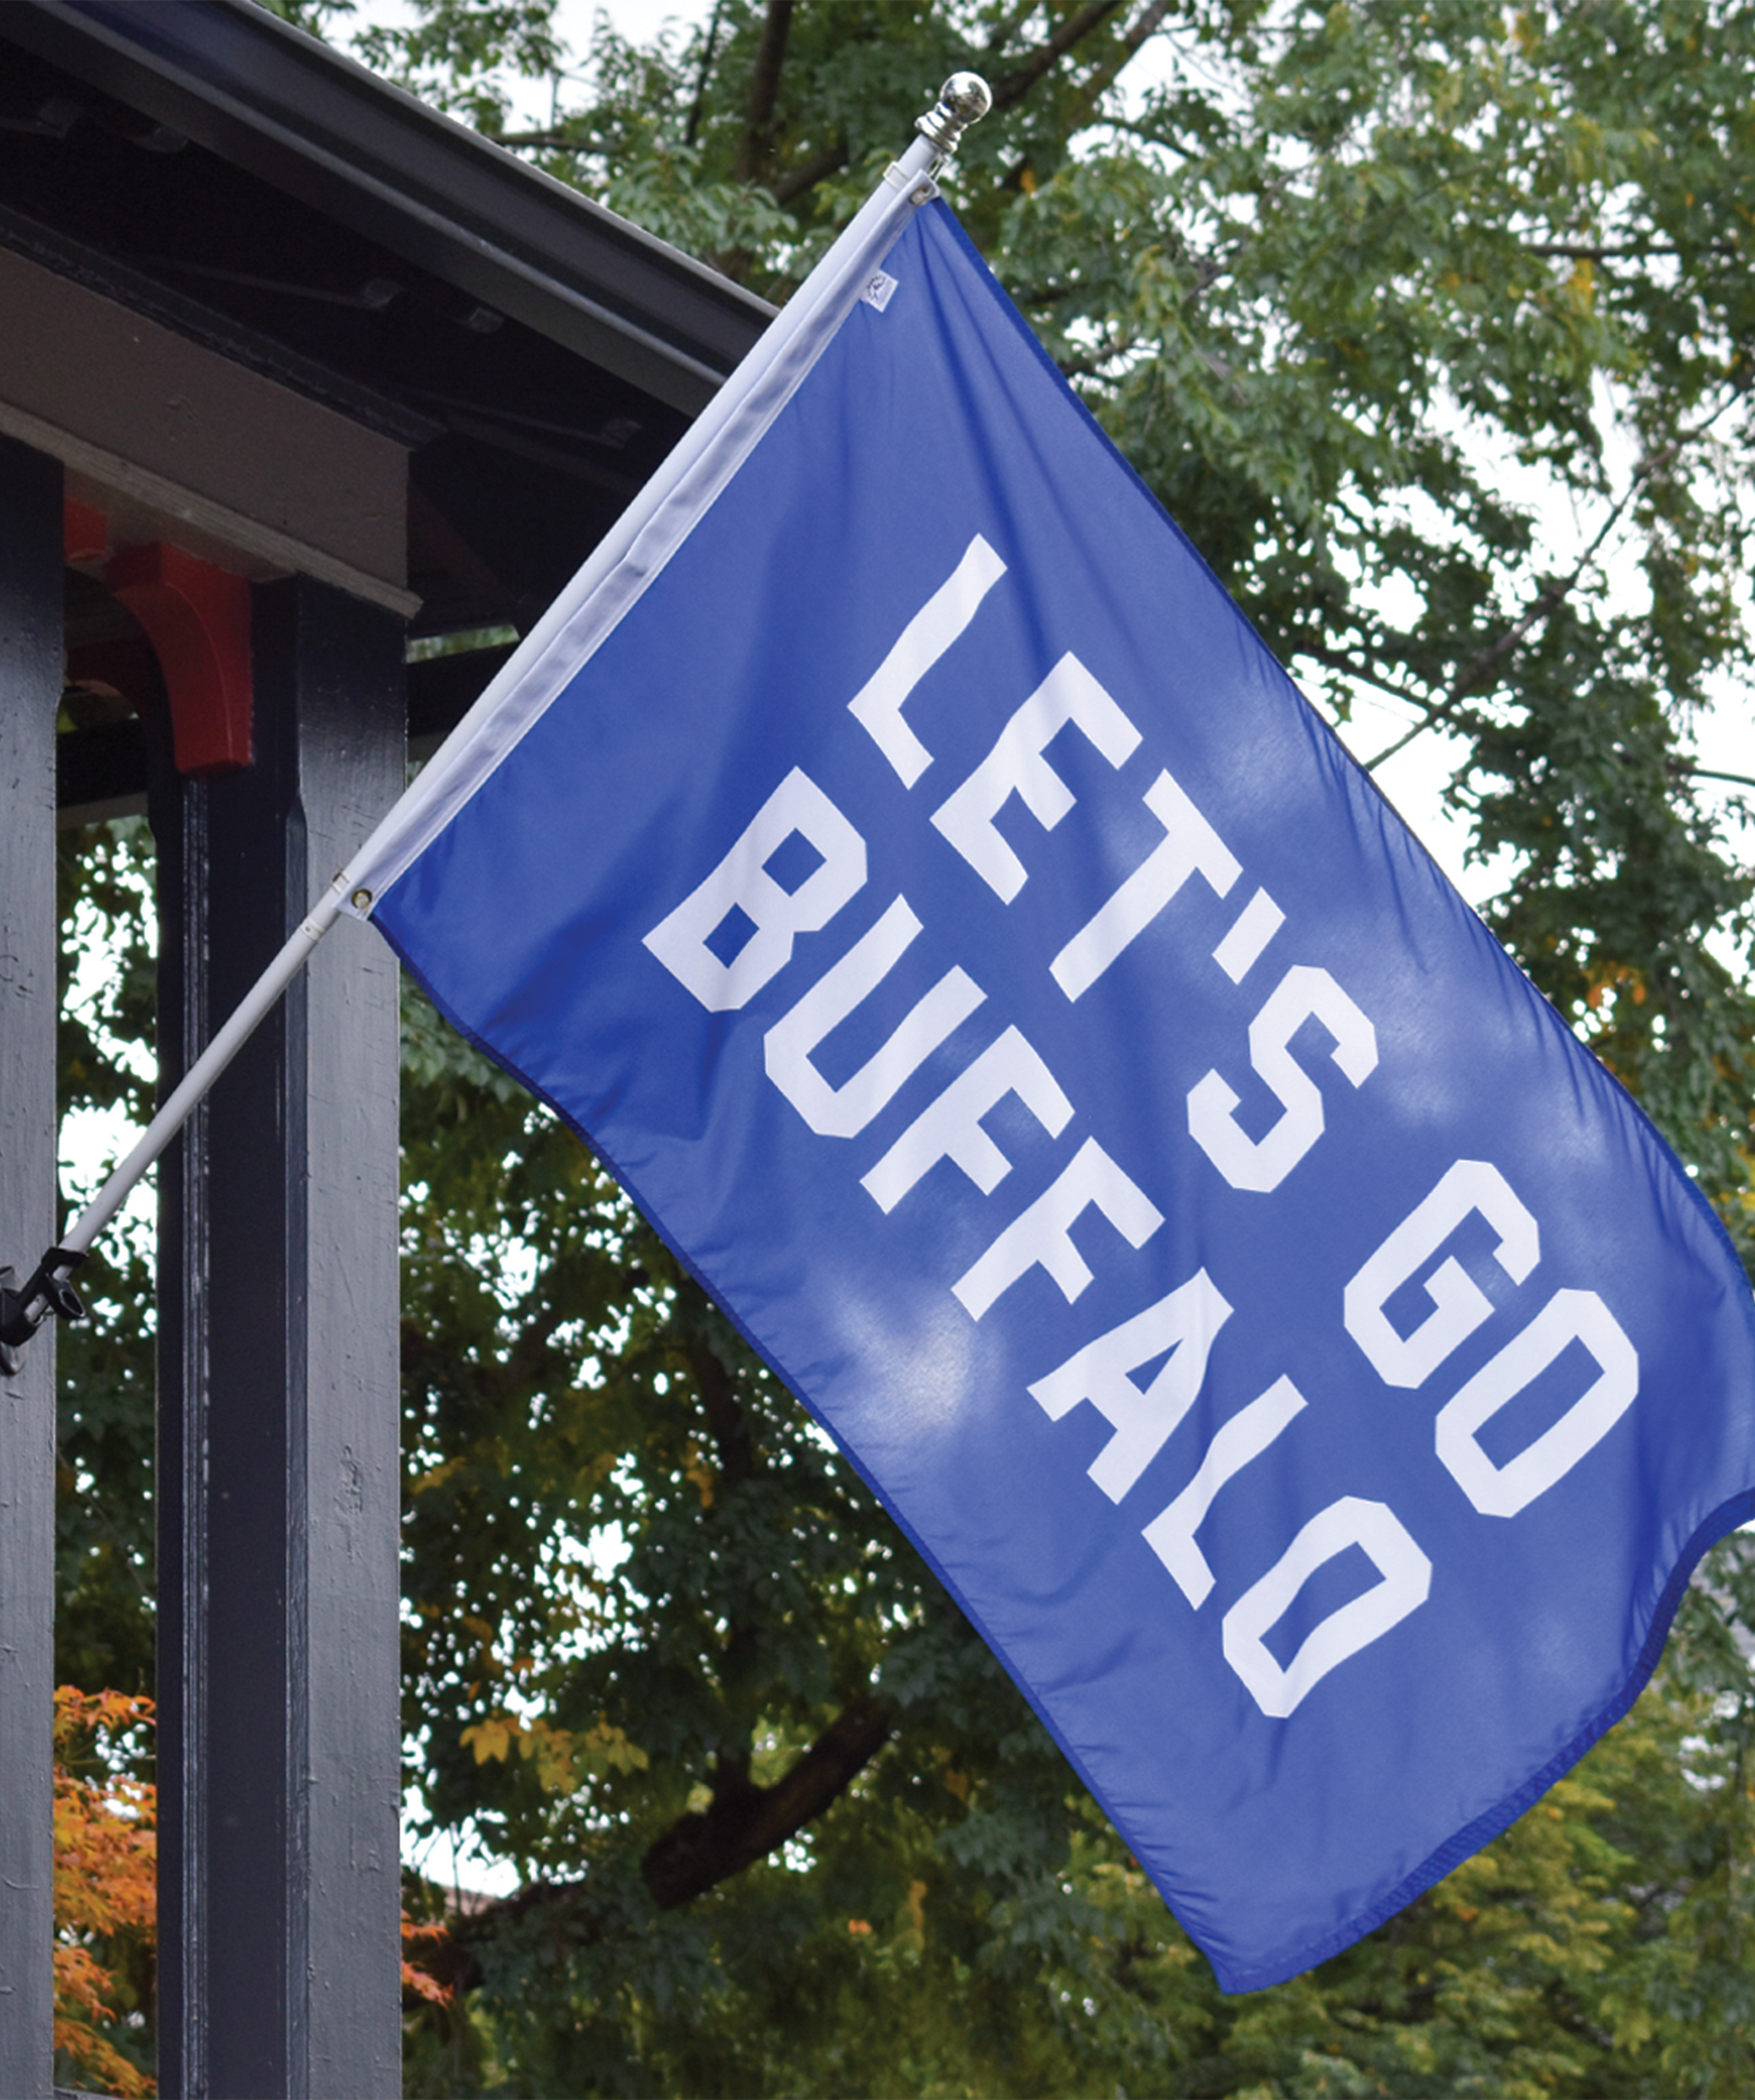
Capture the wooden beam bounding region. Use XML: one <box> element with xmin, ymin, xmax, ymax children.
<box><xmin>154</xmin><ymin>576</ymin><xmax>405</xmax><ymax>2097</ymax></box>
<box><xmin>0</xmin><ymin>244</ymin><xmax>417</xmax><ymax>618</ymax></box>
<box><xmin>0</xmin><ymin>434</ymin><xmax>60</xmax><ymax>2100</ymax></box>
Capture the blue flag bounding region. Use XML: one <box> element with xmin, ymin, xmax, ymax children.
<box><xmin>356</xmin><ymin>200</ymin><xmax>1755</xmax><ymax>1990</ymax></box>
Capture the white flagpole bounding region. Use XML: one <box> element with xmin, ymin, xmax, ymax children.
<box><xmin>0</xmin><ymin>75</ymin><xmax>992</xmax><ymax>1366</ymax></box>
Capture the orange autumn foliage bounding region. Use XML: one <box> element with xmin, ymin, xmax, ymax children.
<box><xmin>53</xmin><ymin>1684</ymin><xmax>444</xmax><ymax>2082</ymax></box>
<box><xmin>401</xmin><ymin>1913</ymin><xmax>455</xmax><ymax>2006</ymax></box>
<box><xmin>53</xmin><ymin>1686</ymin><xmax>156</xmax><ymax>2100</ymax></box>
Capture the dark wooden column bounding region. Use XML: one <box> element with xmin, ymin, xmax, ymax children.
<box><xmin>0</xmin><ymin>437</ymin><xmax>60</xmax><ymax>2099</ymax></box>
<box><xmin>154</xmin><ymin>576</ymin><xmax>404</xmax><ymax>2098</ymax></box>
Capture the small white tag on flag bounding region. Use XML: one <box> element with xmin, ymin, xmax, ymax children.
<box><xmin>860</xmin><ymin>270</ymin><xmax>898</xmax><ymax>312</ymax></box>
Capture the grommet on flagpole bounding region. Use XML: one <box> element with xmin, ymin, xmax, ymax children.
<box><xmin>916</xmin><ymin>72</ymin><xmax>993</xmax><ymax>158</ymax></box>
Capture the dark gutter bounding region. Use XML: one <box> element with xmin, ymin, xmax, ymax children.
<box><xmin>3</xmin><ymin>0</ymin><xmax>773</xmax><ymax>415</ymax></box>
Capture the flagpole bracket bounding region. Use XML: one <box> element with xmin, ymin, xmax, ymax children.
<box><xmin>0</xmin><ymin>1247</ymin><xmax>88</xmax><ymax>1377</ymax></box>
<box><xmin>916</xmin><ymin>73</ymin><xmax>992</xmax><ymax>160</ymax></box>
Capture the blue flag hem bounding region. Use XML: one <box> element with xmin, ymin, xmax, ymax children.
<box><xmin>1220</xmin><ymin>1478</ymin><xmax>1755</xmax><ymax>1992</ymax></box>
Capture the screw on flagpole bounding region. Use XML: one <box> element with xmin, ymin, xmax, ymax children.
<box><xmin>916</xmin><ymin>73</ymin><xmax>993</xmax><ymax>159</ymax></box>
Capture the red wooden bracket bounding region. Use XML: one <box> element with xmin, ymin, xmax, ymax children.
<box><xmin>106</xmin><ymin>541</ymin><xmax>253</xmax><ymax>776</ymax></box>
<box><xmin>63</xmin><ymin>496</ymin><xmax>109</xmax><ymax>568</ymax></box>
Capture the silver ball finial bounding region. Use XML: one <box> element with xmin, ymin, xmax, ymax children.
<box><xmin>916</xmin><ymin>72</ymin><xmax>993</xmax><ymax>156</ymax></box>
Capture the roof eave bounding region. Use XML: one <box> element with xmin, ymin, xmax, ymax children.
<box><xmin>2</xmin><ymin>0</ymin><xmax>775</xmax><ymax>415</ymax></box>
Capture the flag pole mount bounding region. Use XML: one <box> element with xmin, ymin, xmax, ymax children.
<box><xmin>0</xmin><ymin>1251</ymin><xmax>86</xmax><ymax>1378</ymax></box>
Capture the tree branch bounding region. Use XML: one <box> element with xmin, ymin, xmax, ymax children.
<box><xmin>1526</xmin><ymin>241</ymin><xmax>1732</xmax><ymax>262</ymax></box>
<box><xmin>990</xmin><ymin>0</ymin><xmax>1129</xmax><ymax>111</ymax></box>
<box><xmin>1296</xmin><ymin>640</ymin><xmax>1442</xmax><ymax>719</ymax></box>
<box><xmin>685</xmin><ymin>1330</ymin><xmax>756</xmax><ymax>1488</ymax></box>
<box><xmin>734</xmin><ymin>0</ymin><xmax>795</xmax><ymax>185</ymax></box>
<box><xmin>985</xmin><ymin>0</ymin><xmax>1045</xmax><ymax>55</ymax></box>
<box><xmin>1358</xmin><ymin>357</ymin><xmax>1755</xmax><ymax>773</ymax></box>
<box><xmin>1066</xmin><ymin>0</ymin><xmax>1179</xmax><ymax>118</ymax></box>
<box><xmin>769</xmin><ymin>141</ymin><xmax>848</xmax><ymax>207</ymax></box>
<box><xmin>641</xmin><ymin>1692</ymin><xmax>895</xmax><ymax>1907</ymax></box>
<box><xmin>1362</xmin><ymin>438</ymin><xmax>1683</xmax><ymax>771</ymax></box>
<box><xmin>685</xmin><ymin>0</ymin><xmax>728</xmax><ymax>149</ymax></box>
<box><xmin>411</xmin><ymin>1692</ymin><xmax>895</xmax><ymax>1994</ymax></box>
